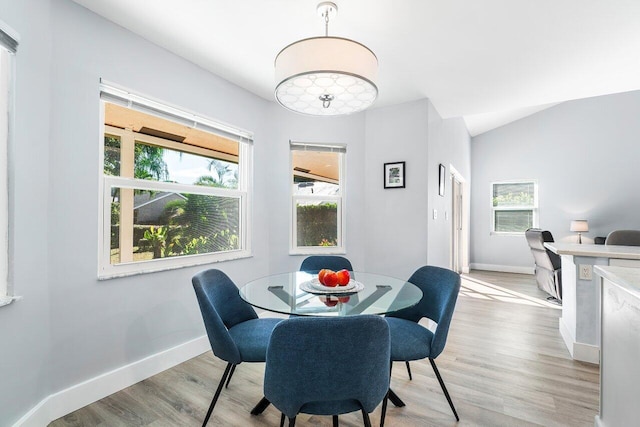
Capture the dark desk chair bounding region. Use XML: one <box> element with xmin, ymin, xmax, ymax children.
<box><xmin>264</xmin><ymin>316</ymin><xmax>390</xmax><ymax>427</ymax></box>
<box><xmin>192</xmin><ymin>269</ymin><xmax>282</xmax><ymax>426</ymax></box>
<box><xmin>384</xmin><ymin>266</ymin><xmax>461</xmax><ymax>422</ymax></box>
<box><xmin>525</xmin><ymin>228</ymin><xmax>562</xmax><ymax>302</ymax></box>
<box><xmin>605</xmin><ymin>230</ymin><xmax>640</xmax><ymax>246</ymax></box>
<box><xmin>299</xmin><ymin>255</ymin><xmax>353</xmax><ymax>273</ymax></box>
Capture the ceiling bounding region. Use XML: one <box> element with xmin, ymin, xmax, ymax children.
<box><xmin>72</xmin><ymin>0</ymin><xmax>640</xmax><ymax>136</ymax></box>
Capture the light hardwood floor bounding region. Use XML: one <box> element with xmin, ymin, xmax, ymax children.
<box><xmin>49</xmin><ymin>271</ymin><xmax>599</xmax><ymax>426</ymax></box>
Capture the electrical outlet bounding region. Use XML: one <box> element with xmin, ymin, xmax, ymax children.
<box><xmin>579</xmin><ymin>264</ymin><xmax>592</xmax><ymax>280</ymax></box>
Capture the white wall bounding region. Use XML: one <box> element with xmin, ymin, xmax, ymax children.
<box><xmin>470</xmin><ymin>90</ymin><xmax>640</xmax><ymax>271</ymax></box>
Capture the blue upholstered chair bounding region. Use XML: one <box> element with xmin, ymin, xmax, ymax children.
<box><xmin>384</xmin><ymin>266</ymin><xmax>461</xmax><ymax>421</ymax></box>
<box><xmin>264</xmin><ymin>316</ymin><xmax>390</xmax><ymax>427</ymax></box>
<box><xmin>192</xmin><ymin>269</ymin><xmax>282</xmax><ymax>426</ymax></box>
<box><xmin>299</xmin><ymin>255</ymin><xmax>353</xmax><ymax>274</ymax></box>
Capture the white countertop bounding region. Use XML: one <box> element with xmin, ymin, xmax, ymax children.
<box><xmin>544</xmin><ymin>242</ymin><xmax>640</xmax><ymax>260</ymax></box>
<box><xmin>595</xmin><ymin>265</ymin><xmax>640</xmax><ymax>300</ymax></box>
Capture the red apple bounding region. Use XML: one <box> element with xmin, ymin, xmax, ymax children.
<box><xmin>323</xmin><ymin>271</ymin><xmax>339</xmax><ymax>287</ymax></box>
<box><xmin>336</xmin><ymin>269</ymin><xmax>350</xmax><ymax>286</ymax></box>
<box><xmin>318</xmin><ymin>269</ymin><xmax>331</xmax><ymax>285</ymax></box>
<box><xmin>320</xmin><ymin>296</ymin><xmax>338</xmax><ymax>307</ymax></box>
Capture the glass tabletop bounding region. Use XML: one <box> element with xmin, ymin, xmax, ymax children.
<box><xmin>239</xmin><ymin>271</ymin><xmax>423</xmax><ymax>317</ymax></box>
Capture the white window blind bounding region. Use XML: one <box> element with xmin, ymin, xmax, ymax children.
<box><xmin>99</xmin><ymin>80</ymin><xmax>253</xmax><ymax>145</ymax></box>
<box><xmin>0</xmin><ymin>21</ymin><xmax>16</xmax><ymax>305</ymax></box>
<box><xmin>491</xmin><ymin>181</ymin><xmax>538</xmax><ymax>233</ymax></box>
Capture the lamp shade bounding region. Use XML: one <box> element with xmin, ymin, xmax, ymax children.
<box><xmin>275</xmin><ymin>36</ymin><xmax>378</xmax><ymax>116</ymax></box>
<box><xmin>570</xmin><ymin>220</ymin><xmax>589</xmax><ymax>232</ymax></box>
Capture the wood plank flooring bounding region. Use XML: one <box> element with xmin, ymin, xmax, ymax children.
<box><xmin>49</xmin><ymin>271</ymin><xmax>599</xmax><ymax>426</ymax></box>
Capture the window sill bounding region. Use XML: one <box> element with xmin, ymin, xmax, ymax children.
<box><xmin>490</xmin><ymin>231</ymin><xmax>526</xmax><ymax>236</ymax></box>
<box><xmin>290</xmin><ymin>248</ymin><xmax>347</xmax><ymax>256</ymax></box>
<box><xmin>98</xmin><ymin>250</ymin><xmax>252</xmax><ymax>280</ymax></box>
<box><xmin>0</xmin><ymin>295</ymin><xmax>21</xmax><ymax>308</ymax></box>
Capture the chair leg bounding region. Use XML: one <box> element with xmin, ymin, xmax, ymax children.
<box><xmin>279</xmin><ymin>413</ymin><xmax>285</xmax><ymax>427</ymax></box>
<box><xmin>288</xmin><ymin>416</ymin><xmax>296</xmax><ymax>427</ymax></box>
<box><xmin>405</xmin><ymin>361</ymin><xmax>413</xmax><ymax>380</ymax></box>
<box><xmin>202</xmin><ymin>362</ymin><xmax>233</xmax><ymax>426</ymax></box>
<box><xmin>225</xmin><ymin>364</ymin><xmax>236</xmax><ymax>388</ymax></box>
<box><xmin>361</xmin><ymin>409</ymin><xmax>371</xmax><ymax>427</ymax></box>
<box><xmin>380</xmin><ymin>390</ymin><xmax>389</xmax><ymax>427</ymax></box>
<box><xmin>429</xmin><ymin>358</ymin><xmax>459</xmax><ymax>421</ymax></box>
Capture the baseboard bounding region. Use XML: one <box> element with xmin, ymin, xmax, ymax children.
<box><xmin>13</xmin><ymin>335</ymin><xmax>210</xmax><ymax>427</ymax></box>
<box><xmin>469</xmin><ymin>263</ymin><xmax>534</xmax><ymax>275</ymax></box>
<box><xmin>559</xmin><ymin>317</ymin><xmax>575</xmax><ymax>358</ymax></box>
<box><xmin>559</xmin><ymin>318</ymin><xmax>600</xmax><ymax>365</ymax></box>
<box><xmin>573</xmin><ymin>342</ymin><xmax>600</xmax><ymax>365</ymax></box>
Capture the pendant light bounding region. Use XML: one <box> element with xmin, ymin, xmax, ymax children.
<box><xmin>274</xmin><ymin>2</ymin><xmax>378</xmax><ymax>116</ymax></box>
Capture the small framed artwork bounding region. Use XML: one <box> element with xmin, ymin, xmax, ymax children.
<box><xmin>438</xmin><ymin>163</ymin><xmax>446</xmax><ymax>196</ymax></box>
<box><xmin>384</xmin><ymin>161</ymin><xmax>405</xmax><ymax>189</ymax></box>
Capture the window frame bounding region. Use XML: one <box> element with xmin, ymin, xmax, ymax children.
<box><xmin>0</xmin><ymin>22</ymin><xmax>17</xmax><ymax>306</ymax></box>
<box><xmin>289</xmin><ymin>142</ymin><xmax>346</xmax><ymax>255</ymax></box>
<box><xmin>97</xmin><ymin>83</ymin><xmax>253</xmax><ymax>279</ymax></box>
<box><xmin>490</xmin><ymin>180</ymin><xmax>538</xmax><ymax>235</ymax></box>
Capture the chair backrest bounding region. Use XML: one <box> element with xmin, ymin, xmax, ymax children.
<box><xmin>192</xmin><ymin>269</ymin><xmax>258</xmax><ymax>364</ymax></box>
<box><xmin>299</xmin><ymin>255</ymin><xmax>353</xmax><ymax>274</ymax></box>
<box><xmin>525</xmin><ymin>228</ymin><xmax>561</xmax><ymax>271</ymax></box>
<box><xmin>605</xmin><ymin>230</ymin><xmax>640</xmax><ymax>246</ymax></box>
<box><xmin>387</xmin><ymin>266</ymin><xmax>460</xmax><ymax>359</ymax></box>
<box><xmin>264</xmin><ymin>316</ymin><xmax>390</xmax><ymax>419</ymax></box>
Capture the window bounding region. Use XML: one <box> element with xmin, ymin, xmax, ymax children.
<box><xmin>0</xmin><ymin>23</ymin><xmax>17</xmax><ymax>305</ymax></box>
<box><xmin>290</xmin><ymin>142</ymin><xmax>345</xmax><ymax>254</ymax></box>
<box><xmin>99</xmin><ymin>82</ymin><xmax>253</xmax><ymax>278</ymax></box>
<box><xmin>491</xmin><ymin>181</ymin><xmax>538</xmax><ymax>233</ymax></box>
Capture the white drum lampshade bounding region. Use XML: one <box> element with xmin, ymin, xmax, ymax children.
<box><xmin>274</xmin><ymin>3</ymin><xmax>378</xmax><ymax>116</ymax></box>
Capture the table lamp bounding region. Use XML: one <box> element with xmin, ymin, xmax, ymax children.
<box><xmin>570</xmin><ymin>220</ymin><xmax>589</xmax><ymax>244</ymax></box>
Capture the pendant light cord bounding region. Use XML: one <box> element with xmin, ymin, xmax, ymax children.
<box><xmin>324</xmin><ymin>7</ymin><xmax>330</xmax><ymax>36</ymax></box>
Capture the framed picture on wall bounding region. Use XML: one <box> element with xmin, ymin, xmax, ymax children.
<box><xmin>438</xmin><ymin>163</ymin><xmax>446</xmax><ymax>196</ymax></box>
<box><xmin>384</xmin><ymin>161</ymin><xmax>405</xmax><ymax>189</ymax></box>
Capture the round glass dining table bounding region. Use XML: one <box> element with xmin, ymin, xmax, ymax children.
<box><xmin>240</xmin><ymin>271</ymin><xmax>422</xmax><ymax>415</ymax></box>
<box><xmin>239</xmin><ymin>271</ymin><xmax>423</xmax><ymax>317</ymax></box>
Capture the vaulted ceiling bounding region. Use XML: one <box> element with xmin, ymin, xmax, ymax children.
<box><xmin>73</xmin><ymin>0</ymin><xmax>640</xmax><ymax>135</ymax></box>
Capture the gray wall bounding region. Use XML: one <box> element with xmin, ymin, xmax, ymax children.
<box><xmin>427</xmin><ymin>104</ymin><xmax>472</xmax><ymax>269</ymax></box>
<box><xmin>266</xmin><ymin>105</ymin><xmax>368</xmax><ymax>274</ymax></box>
<box><xmin>363</xmin><ymin>99</ymin><xmax>471</xmax><ymax>278</ymax></box>
<box><xmin>363</xmin><ymin>100</ymin><xmax>430</xmax><ymax>278</ymax></box>
<box><xmin>0</xmin><ymin>0</ymin><xmax>53</xmax><ymax>421</ymax></box>
<box><xmin>470</xmin><ymin>90</ymin><xmax>640</xmax><ymax>270</ymax></box>
<box><xmin>0</xmin><ymin>1</ymin><xmax>470</xmax><ymax>424</ymax></box>
<box><xmin>47</xmin><ymin>0</ymin><xmax>276</xmax><ymax>400</ymax></box>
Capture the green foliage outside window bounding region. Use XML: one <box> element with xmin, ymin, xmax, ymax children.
<box><xmin>296</xmin><ymin>203</ymin><xmax>338</xmax><ymax>247</ymax></box>
<box><xmin>106</xmin><ymin>135</ymin><xmax>240</xmax><ymax>262</ymax></box>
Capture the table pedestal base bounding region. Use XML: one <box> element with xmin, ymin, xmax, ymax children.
<box><xmin>250</xmin><ymin>389</ymin><xmax>405</xmax><ymax>417</ymax></box>
<box><xmin>250</xmin><ymin>397</ymin><xmax>271</xmax><ymax>415</ymax></box>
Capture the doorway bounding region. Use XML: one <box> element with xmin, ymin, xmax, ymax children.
<box><xmin>451</xmin><ymin>171</ymin><xmax>465</xmax><ymax>273</ymax></box>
